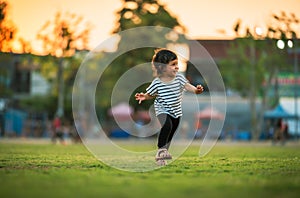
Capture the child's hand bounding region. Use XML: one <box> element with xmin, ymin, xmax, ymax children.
<box><xmin>135</xmin><ymin>93</ymin><xmax>146</xmax><ymax>104</ymax></box>
<box><xmin>195</xmin><ymin>85</ymin><xmax>204</xmax><ymax>94</ymax></box>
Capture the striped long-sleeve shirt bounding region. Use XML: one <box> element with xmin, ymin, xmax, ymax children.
<box><xmin>146</xmin><ymin>74</ymin><xmax>188</xmax><ymax>118</ymax></box>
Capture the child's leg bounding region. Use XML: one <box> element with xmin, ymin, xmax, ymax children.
<box><xmin>157</xmin><ymin>114</ymin><xmax>172</xmax><ymax>149</ymax></box>
<box><xmin>157</xmin><ymin>114</ymin><xmax>180</xmax><ymax>149</ymax></box>
<box><xmin>166</xmin><ymin>116</ymin><xmax>180</xmax><ymax>149</ymax></box>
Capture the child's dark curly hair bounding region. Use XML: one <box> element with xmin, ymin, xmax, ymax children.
<box><xmin>152</xmin><ymin>49</ymin><xmax>177</xmax><ymax>75</ymax></box>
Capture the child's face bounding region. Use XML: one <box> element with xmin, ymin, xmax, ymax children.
<box><xmin>162</xmin><ymin>59</ymin><xmax>179</xmax><ymax>78</ymax></box>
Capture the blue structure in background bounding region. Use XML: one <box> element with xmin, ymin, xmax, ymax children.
<box><xmin>2</xmin><ymin>109</ymin><xmax>48</xmax><ymax>137</ymax></box>
<box><xmin>264</xmin><ymin>105</ymin><xmax>297</xmax><ymax>119</ymax></box>
<box><xmin>4</xmin><ymin>109</ymin><xmax>27</xmax><ymax>136</ymax></box>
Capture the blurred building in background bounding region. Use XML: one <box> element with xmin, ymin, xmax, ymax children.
<box><xmin>0</xmin><ymin>53</ymin><xmax>50</xmax><ymax>137</ymax></box>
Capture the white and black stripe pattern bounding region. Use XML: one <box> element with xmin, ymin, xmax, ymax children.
<box><xmin>146</xmin><ymin>74</ymin><xmax>188</xmax><ymax>118</ymax></box>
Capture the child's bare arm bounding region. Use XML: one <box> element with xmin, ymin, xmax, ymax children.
<box><xmin>184</xmin><ymin>83</ymin><xmax>204</xmax><ymax>94</ymax></box>
<box><xmin>135</xmin><ymin>93</ymin><xmax>155</xmax><ymax>104</ymax></box>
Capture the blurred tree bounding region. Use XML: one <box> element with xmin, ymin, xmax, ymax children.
<box><xmin>19</xmin><ymin>95</ymin><xmax>57</xmax><ymax>115</ymax></box>
<box><xmin>267</xmin><ymin>11</ymin><xmax>298</xmax><ymax>40</ymax></box>
<box><xmin>37</xmin><ymin>12</ymin><xmax>92</xmax><ymax>117</ymax></box>
<box><xmin>112</xmin><ymin>0</ymin><xmax>186</xmax><ymax>34</ymax></box>
<box><xmin>97</xmin><ymin>0</ymin><xmax>187</xmax><ymax>116</ymax></box>
<box><xmin>0</xmin><ymin>1</ymin><xmax>32</xmax><ymax>53</ymax></box>
<box><xmin>258</xmin><ymin>12</ymin><xmax>298</xmax><ymax>123</ymax></box>
<box><xmin>0</xmin><ymin>1</ymin><xmax>16</xmax><ymax>52</ymax></box>
<box><xmin>220</xmin><ymin>12</ymin><xmax>299</xmax><ymax>139</ymax></box>
<box><xmin>18</xmin><ymin>38</ymin><xmax>32</xmax><ymax>54</ymax></box>
<box><xmin>0</xmin><ymin>53</ymin><xmax>13</xmax><ymax>97</ymax></box>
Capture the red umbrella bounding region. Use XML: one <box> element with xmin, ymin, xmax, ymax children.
<box><xmin>108</xmin><ymin>103</ymin><xmax>133</xmax><ymax>121</ymax></box>
<box><xmin>135</xmin><ymin>110</ymin><xmax>151</xmax><ymax>121</ymax></box>
<box><xmin>196</xmin><ymin>107</ymin><xmax>224</xmax><ymax>120</ymax></box>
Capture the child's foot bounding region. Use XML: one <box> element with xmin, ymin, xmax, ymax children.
<box><xmin>155</xmin><ymin>148</ymin><xmax>172</xmax><ymax>160</ymax></box>
<box><xmin>156</xmin><ymin>159</ymin><xmax>167</xmax><ymax>166</ymax></box>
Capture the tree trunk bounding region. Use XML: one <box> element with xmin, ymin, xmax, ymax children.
<box><xmin>250</xmin><ymin>42</ymin><xmax>258</xmax><ymax>139</ymax></box>
<box><xmin>57</xmin><ymin>58</ymin><xmax>64</xmax><ymax>117</ymax></box>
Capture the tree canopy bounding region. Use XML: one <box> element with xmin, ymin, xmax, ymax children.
<box><xmin>0</xmin><ymin>1</ymin><xmax>16</xmax><ymax>52</ymax></box>
<box><xmin>37</xmin><ymin>12</ymin><xmax>92</xmax><ymax>57</ymax></box>
<box><xmin>112</xmin><ymin>0</ymin><xmax>186</xmax><ymax>34</ymax></box>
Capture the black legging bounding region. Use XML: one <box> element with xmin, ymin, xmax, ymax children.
<box><xmin>157</xmin><ymin>114</ymin><xmax>181</xmax><ymax>149</ymax></box>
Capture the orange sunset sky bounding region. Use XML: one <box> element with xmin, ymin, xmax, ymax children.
<box><xmin>8</xmin><ymin>0</ymin><xmax>300</xmax><ymax>53</ymax></box>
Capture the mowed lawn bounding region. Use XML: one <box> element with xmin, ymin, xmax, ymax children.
<box><xmin>0</xmin><ymin>139</ymin><xmax>300</xmax><ymax>198</ymax></box>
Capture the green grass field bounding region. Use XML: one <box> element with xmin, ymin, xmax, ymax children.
<box><xmin>0</xmin><ymin>139</ymin><xmax>300</xmax><ymax>198</ymax></box>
